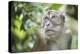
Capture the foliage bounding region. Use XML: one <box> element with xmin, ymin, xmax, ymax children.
<box><xmin>49</xmin><ymin>4</ymin><xmax>62</xmax><ymax>10</ymax></box>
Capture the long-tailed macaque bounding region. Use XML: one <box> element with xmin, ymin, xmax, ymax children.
<box><xmin>32</xmin><ymin>10</ymin><xmax>72</xmax><ymax>51</ymax></box>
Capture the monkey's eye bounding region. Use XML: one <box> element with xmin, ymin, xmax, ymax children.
<box><xmin>51</xmin><ymin>15</ymin><xmax>56</xmax><ymax>19</ymax></box>
<box><xmin>45</xmin><ymin>16</ymin><xmax>48</xmax><ymax>19</ymax></box>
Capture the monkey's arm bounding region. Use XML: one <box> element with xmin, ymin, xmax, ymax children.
<box><xmin>32</xmin><ymin>29</ymin><xmax>48</xmax><ymax>51</ymax></box>
<box><xmin>62</xmin><ymin>29</ymin><xmax>72</xmax><ymax>49</ymax></box>
<box><xmin>65</xmin><ymin>30</ymin><xmax>72</xmax><ymax>49</ymax></box>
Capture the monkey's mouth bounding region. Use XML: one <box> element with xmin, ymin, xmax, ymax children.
<box><xmin>46</xmin><ymin>29</ymin><xmax>55</xmax><ymax>32</ymax></box>
<box><xmin>45</xmin><ymin>30</ymin><xmax>56</xmax><ymax>35</ymax></box>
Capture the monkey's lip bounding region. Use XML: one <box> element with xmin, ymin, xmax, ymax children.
<box><xmin>45</xmin><ymin>30</ymin><xmax>56</xmax><ymax>35</ymax></box>
<box><xmin>46</xmin><ymin>30</ymin><xmax>56</xmax><ymax>32</ymax></box>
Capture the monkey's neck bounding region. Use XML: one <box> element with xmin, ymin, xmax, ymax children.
<box><xmin>47</xmin><ymin>32</ymin><xmax>65</xmax><ymax>50</ymax></box>
<box><xmin>47</xmin><ymin>40</ymin><xmax>60</xmax><ymax>50</ymax></box>
<box><xmin>47</xmin><ymin>38</ymin><xmax>61</xmax><ymax>50</ymax></box>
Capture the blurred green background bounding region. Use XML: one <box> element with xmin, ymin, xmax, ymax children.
<box><xmin>9</xmin><ymin>1</ymin><xmax>78</xmax><ymax>52</ymax></box>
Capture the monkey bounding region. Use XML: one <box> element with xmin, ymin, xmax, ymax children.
<box><xmin>32</xmin><ymin>10</ymin><xmax>72</xmax><ymax>51</ymax></box>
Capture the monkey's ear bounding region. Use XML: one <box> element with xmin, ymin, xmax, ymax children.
<box><xmin>59</xmin><ymin>11</ymin><xmax>65</xmax><ymax>22</ymax></box>
<box><xmin>60</xmin><ymin>14</ymin><xmax>65</xmax><ymax>22</ymax></box>
<box><xmin>47</xmin><ymin>10</ymin><xmax>55</xmax><ymax>15</ymax></box>
<box><xmin>47</xmin><ymin>10</ymin><xmax>52</xmax><ymax>15</ymax></box>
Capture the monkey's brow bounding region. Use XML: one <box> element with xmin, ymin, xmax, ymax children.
<box><xmin>48</xmin><ymin>18</ymin><xmax>63</xmax><ymax>25</ymax></box>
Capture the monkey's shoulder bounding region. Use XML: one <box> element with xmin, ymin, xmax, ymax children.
<box><xmin>64</xmin><ymin>28</ymin><xmax>72</xmax><ymax>38</ymax></box>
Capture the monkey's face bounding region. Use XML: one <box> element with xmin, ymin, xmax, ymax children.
<box><xmin>43</xmin><ymin>10</ymin><xmax>65</xmax><ymax>39</ymax></box>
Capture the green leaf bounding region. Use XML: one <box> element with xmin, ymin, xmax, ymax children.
<box><xmin>49</xmin><ymin>4</ymin><xmax>62</xmax><ymax>10</ymax></box>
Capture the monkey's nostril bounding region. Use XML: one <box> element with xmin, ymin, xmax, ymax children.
<box><xmin>47</xmin><ymin>24</ymin><xmax>50</xmax><ymax>26</ymax></box>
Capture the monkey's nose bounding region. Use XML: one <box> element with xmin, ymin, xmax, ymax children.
<box><xmin>47</xmin><ymin>24</ymin><xmax>50</xmax><ymax>26</ymax></box>
<box><xmin>44</xmin><ymin>24</ymin><xmax>50</xmax><ymax>29</ymax></box>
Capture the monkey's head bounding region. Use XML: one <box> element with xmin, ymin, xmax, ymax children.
<box><xmin>43</xmin><ymin>10</ymin><xmax>65</xmax><ymax>40</ymax></box>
